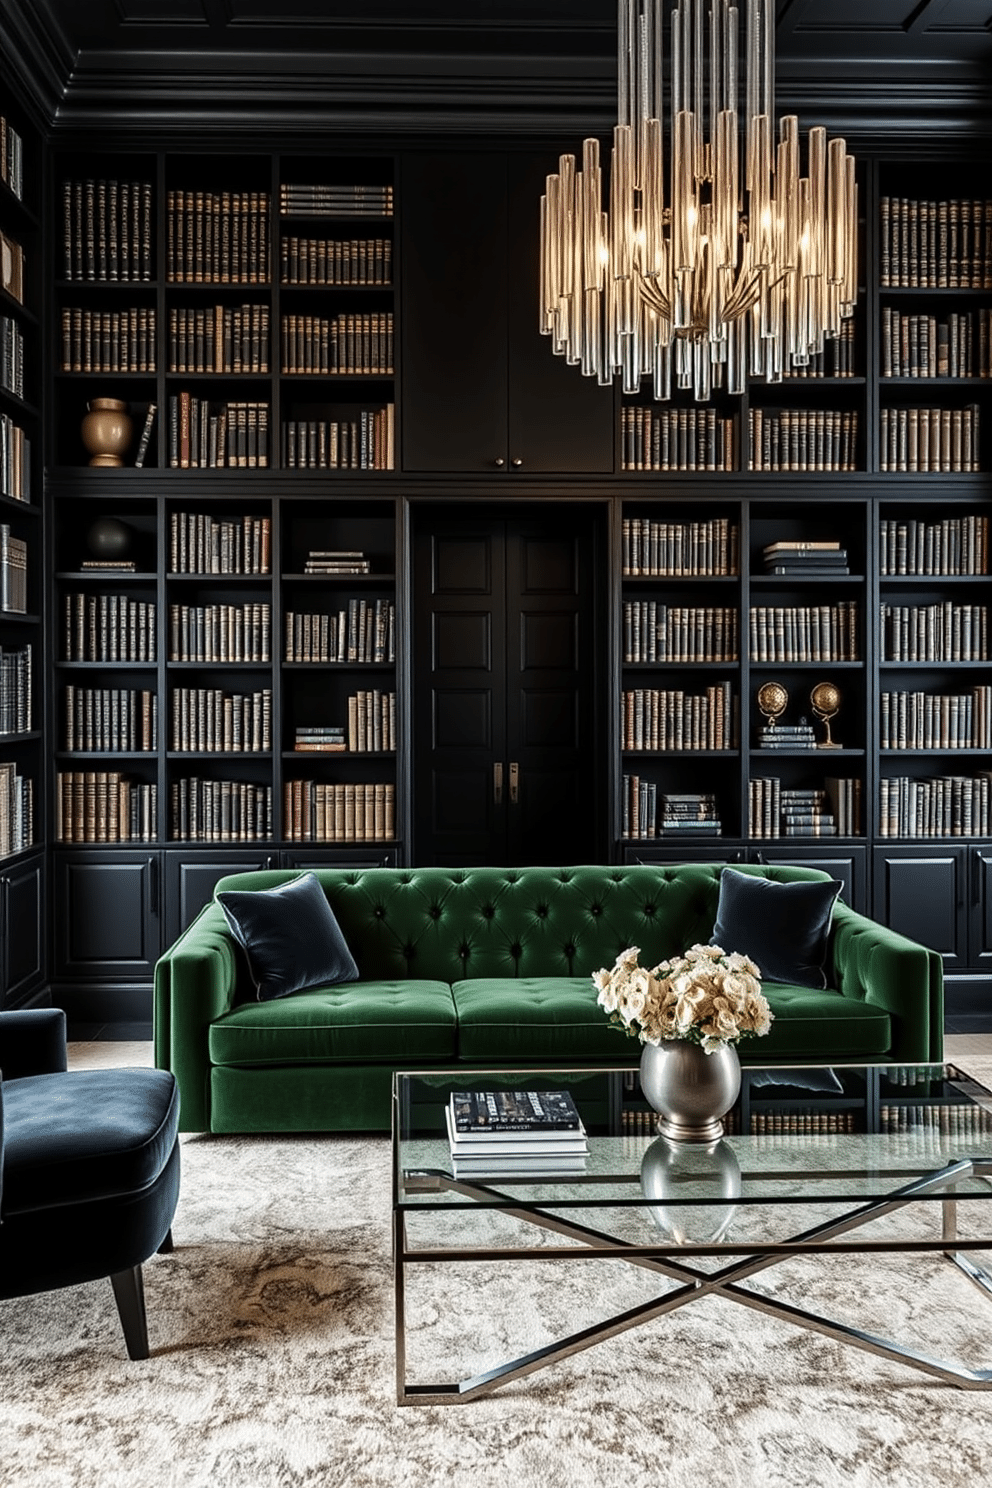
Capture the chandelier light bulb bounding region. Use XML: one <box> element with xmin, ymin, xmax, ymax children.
<box><xmin>539</xmin><ymin>0</ymin><xmax>859</xmax><ymax>402</ymax></box>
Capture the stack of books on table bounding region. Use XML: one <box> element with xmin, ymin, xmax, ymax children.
<box><xmin>446</xmin><ymin>1089</ymin><xmax>589</xmax><ymax>1177</ymax></box>
<box><xmin>762</xmin><ymin>541</ymin><xmax>850</xmax><ymax>576</ymax></box>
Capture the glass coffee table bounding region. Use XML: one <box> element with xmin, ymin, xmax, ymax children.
<box><xmin>393</xmin><ymin>1062</ymin><xmax>992</xmax><ymax>1404</ymax></box>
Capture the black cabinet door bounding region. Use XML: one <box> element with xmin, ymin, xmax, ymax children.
<box><xmin>969</xmin><ymin>847</ymin><xmax>992</xmax><ymax>969</ymax></box>
<box><xmin>413</xmin><ymin>508</ymin><xmax>605</xmax><ymax>865</ymax></box>
<box><xmin>54</xmin><ymin>852</ymin><xmax>161</xmax><ymax>981</ymax></box>
<box><xmin>0</xmin><ymin>854</ymin><xmax>45</xmax><ymax>1008</ymax></box>
<box><xmin>164</xmin><ymin>849</ymin><xmax>279</xmax><ymax>947</ymax></box>
<box><xmin>752</xmin><ymin>847</ymin><xmax>867</xmax><ymax>913</ymax></box>
<box><xmin>401</xmin><ymin>151</ymin><xmax>614</xmax><ymax>474</ymax></box>
<box><xmin>872</xmin><ymin>848</ymin><xmax>968</xmax><ymax>968</ymax></box>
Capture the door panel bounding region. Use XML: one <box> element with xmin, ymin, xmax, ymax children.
<box><xmin>414</xmin><ymin>508</ymin><xmax>603</xmax><ymax>865</ymax></box>
<box><xmin>873</xmin><ymin>848</ymin><xmax>967</xmax><ymax>966</ymax></box>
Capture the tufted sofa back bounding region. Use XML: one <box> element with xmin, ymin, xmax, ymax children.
<box><xmin>211</xmin><ymin>861</ymin><xmax>833</xmax><ymax>985</ymax></box>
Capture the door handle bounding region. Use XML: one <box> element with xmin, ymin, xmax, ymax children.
<box><xmin>974</xmin><ymin>849</ymin><xmax>984</xmax><ymax>907</ymax></box>
<box><xmin>509</xmin><ymin>761</ymin><xmax>519</xmax><ymax>804</ymax></box>
<box><xmin>493</xmin><ymin>762</ymin><xmax>503</xmax><ymax>805</ymax></box>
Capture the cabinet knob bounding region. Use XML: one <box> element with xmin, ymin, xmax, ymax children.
<box><xmin>494</xmin><ymin>456</ymin><xmax>506</xmax><ymax>467</ymax></box>
<box><xmin>511</xmin><ymin>457</ymin><xmax>523</xmax><ymax>468</ymax></box>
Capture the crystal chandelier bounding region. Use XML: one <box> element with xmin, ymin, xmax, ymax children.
<box><xmin>539</xmin><ymin>0</ymin><xmax>858</xmax><ymax>401</ymax></box>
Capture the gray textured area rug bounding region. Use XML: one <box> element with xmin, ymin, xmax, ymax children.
<box><xmin>5</xmin><ymin>1062</ymin><xmax>992</xmax><ymax>1488</ymax></box>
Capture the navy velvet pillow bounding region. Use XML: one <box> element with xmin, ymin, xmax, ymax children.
<box><xmin>216</xmin><ymin>872</ymin><xmax>359</xmax><ymax>1001</ymax></box>
<box><xmin>710</xmin><ymin>868</ymin><xmax>842</xmax><ymax>989</ymax></box>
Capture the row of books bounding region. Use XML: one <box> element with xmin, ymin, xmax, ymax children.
<box><xmin>168</xmin><ymin>602</ymin><xmax>270</xmax><ymax>664</ymax></box>
<box><xmin>281</xmin><ymin>406</ymin><xmax>395</xmax><ymax>469</ymax></box>
<box><xmin>0</xmin><ymin>314</ymin><xmax>24</xmax><ymax>399</ymax></box>
<box><xmin>63</xmin><ymin>687</ymin><xmax>158</xmax><ymax>753</ymax></box>
<box><xmin>761</xmin><ymin>540</ymin><xmax>849</xmax><ymax>576</ymax></box>
<box><xmin>284</xmin><ymin>601</ymin><xmax>395</xmax><ymax>664</ymax></box>
<box><xmin>170</xmin><ymin>778</ymin><xmax>273</xmax><ymax>842</ymax></box>
<box><xmin>0</xmin><ymin>644</ymin><xmax>31</xmax><ymax>736</ymax></box>
<box><xmin>748</xmin><ymin>602</ymin><xmax>860</xmax><ymax>663</ymax></box>
<box><xmin>622</xmin><ymin>603</ymin><xmax>738</xmax><ymax>663</ymax></box>
<box><xmin>166</xmin><ymin>190</ymin><xmax>271</xmax><ymax>285</ymax></box>
<box><xmin>620</xmin><ymin>407</ymin><xmax>737</xmax><ymax>472</ymax></box>
<box><xmin>284</xmin><ymin>780</ymin><xmax>395</xmax><ymax>842</ymax></box>
<box><xmin>878</xmin><ymin>405</ymin><xmax>980</xmax><ymax>473</ymax></box>
<box><xmin>879</xmin><ymin>1104</ymin><xmax>992</xmax><ymax>1135</ymax></box>
<box><xmin>280</xmin><ymin>237</ymin><xmax>392</xmax><ymax>285</ymax></box>
<box><xmin>621</xmin><ymin>518</ymin><xmax>739</xmax><ymax>577</ymax></box>
<box><xmin>168</xmin><ymin>395</ymin><xmax>270</xmax><ymax>469</ymax></box>
<box><xmin>749</xmin><ymin>780</ymin><xmax>858</xmax><ymax>838</ymax></box>
<box><xmin>881</xmin><ymin>308</ymin><xmax>992</xmax><ymax>380</ymax></box>
<box><xmin>280</xmin><ymin>311</ymin><xmax>394</xmax><ymax>376</ymax></box>
<box><xmin>880</xmin><ymin>602</ymin><xmax>988</xmax><ymax>662</ymax></box>
<box><xmin>878</xmin><ymin>773</ymin><xmax>992</xmax><ymax>838</ymax></box>
<box><xmin>880</xmin><ymin>688</ymin><xmax>992</xmax><ymax>751</ymax></box>
<box><xmin>169</xmin><ymin>512</ymin><xmax>271</xmax><ymax>575</ymax></box>
<box><xmin>0</xmin><ymin>227</ymin><xmax>24</xmax><ymax>305</ymax></box>
<box><xmin>59</xmin><ymin>307</ymin><xmax>156</xmax><ymax>375</ymax></box>
<box><xmin>782</xmin><ymin>320</ymin><xmax>857</xmax><ymax>378</ymax></box>
<box><xmin>879</xmin><ymin>516</ymin><xmax>988</xmax><ymax>576</ymax></box>
<box><xmin>621</xmin><ymin>684</ymin><xmax>737</xmax><ymax>752</ymax></box>
<box><xmin>167</xmin><ymin>305</ymin><xmax>269</xmax><ymax>375</ymax></box>
<box><xmin>61</xmin><ymin>179</ymin><xmax>153</xmax><ymax>283</ymax></box>
<box><xmin>878</xmin><ymin>196</ymin><xmax>992</xmax><ymax>288</ymax></box>
<box><xmin>279</xmin><ymin>183</ymin><xmax>393</xmax><ymax>218</ymax></box>
<box><xmin>749</xmin><ymin>1112</ymin><xmax>857</xmax><ymax>1134</ymax></box>
<box><xmin>0</xmin><ymin>523</ymin><xmax>27</xmax><ymax>613</ymax></box>
<box><xmin>747</xmin><ymin>409</ymin><xmax>859</xmax><ymax>472</ymax></box>
<box><xmin>1</xmin><ymin>117</ymin><xmax>24</xmax><ymax>201</ymax></box>
<box><xmin>170</xmin><ymin>687</ymin><xmax>272</xmax><ymax>754</ymax></box>
<box><xmin>622</xmin><ymin>780</ymin><xmax>722</xmax><ymax>839</ymax></box>
<box><xmin>0</xmin><ymin>763</ymin><xmax>32</xmax><ymax>860</ymax></box>
<box><xmin>56</xmin><ymin>772</ymin><xmax>157</xmax><ymax>843</ymax></box>
<box><xmin>0</xmin><ymin>414</ymin><xmax>30</xmax><ymax>501</ymax></box>
<box><xmin>446</xmin><ymin>1090</ymin><xmax>588</xmax><ymax>1177</ymax></box>
<box><xmin>343</xmin><ymin>689</ymin><xmax>395</xmax><ymax>754</ymax></box>
<box><xmin>63</xmin><ymin>594</ymin><xmax>158</xmax><ymax>663</ymax></box>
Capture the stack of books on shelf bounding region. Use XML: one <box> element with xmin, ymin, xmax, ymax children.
<box><xmin>0</xmin><ymin>642</ymin><xmax>31</xmax><ymax>735</ymax></box>
<box><xmin>0</xmin><ymin>523</ymin><xmax>27</xmax><ymax>612</ymax></box>
<box><xmin>620</xmin><ymin>406</ymin><xmax>737</xmax><ymax>472</ymax></box>
<box><xmin>64</xmin><ymin>685</ymin><xmax>158</xmax><ymax>752</ymax></box>
<box><xmin>880</xmin><ymin>601</ymin><xmax>989</xmax><ymax>662</ymax></box>
<box><xmin>281</xmin><ymin>236</ymin><xmax>392</xmax><ymax>286</ymax></box>
<box><xmin>170</xmin><ymin>512</ymin><xmax>271</xmax><ymax>575</ymax></box>
<box><xmin>879</xmin><ymin>405</ymin><xmax>980</xmax><ymax>474</ymax></box>
<box><xmin>1</xmin><ymin>117</ymin><xmax>24</xmax><ymax>200</ymax></box>
<box><xmin>622</xmin><ymin>682</ymin><xmax>736</xmax><ymax>751</ymax></box>
<box><xmin>748</xmin><ymin>408</ymin><xmax>858</xmax><ymax>472</ymax></box>
<box><xmin>0</xmin><ymin>761</ymin><xmax>32</xmax><ymax>858</ymax></box>
<box><xmin>284</xmin><ymin>779</ymin><xmax>395</xmax><ymax>842</ymax></box>
<box><xmin>284</xmin><ymin>599</ymin><xmax>395</xmax><ymax>664</ymax></box>
<box><xmin>293</xmin><ymin>726</ymin><xmax>345</xmax><ymax>753</ymax></box>
<box><xmin>445</xmin><ymin>1090</ymin><xmax>589</xmax><ymax>1177</ymax></box>
<box><xmin>749</xmin><ymin>601</ymin><xmax>859</xmax><ymax>663</ymax></box>
<box><xmin>879</xmin><ymin>195</ymin><xmax>992</xmax><ymax>289</ymax></box>
<box><xmin>750</xmin><ymin>780</ymin><xmax>846</xmax><ymax>838</ymax></box>
<box><xmin>880</xmin><ymin>687</ymin><xmax>992</xmax><ymax>751</ymax></box>
<box><xmin>302</xmin><ymin>549</ymin><xmax>371</xmax><ymax>575</ymax></box>
<box><xmin>659</xmin><ymin>791</ymin><xmax>722</xmax><ymax>835</ymax></box>
<box><xmin>0</xmin><ymin>227</ymin><xmax>24</xmax><ymax>304</ymax></box>
<box><xmin>168</xmin><ymin>394</ymin><xmax>270</xmax><ymax>469</ymax></box>
<box><xmin>762</xmin><ymin>541</ymin><xmax>849</xmax><ymax>576</ymax></box>
<box><xmin>62</xmin><ymin>177</ymin><xmax>153</xmax><ymax>282</ymax></box>
<box><xmin>165</xmin><ymin>190</ymin><xmax>270</xmax><ymax>285</ymax></box>
<box><xmin>881</xmin><ymin>307</ymin><xmax>992</xmax><ymax>379</ymax></box>
<box><xmin>169</xmin><ymin>778</ymin><xmax>272</xmax><ymax>842</ymax></box>
<box><xmin>169</xmin><ymin>686</ymin><xmax>271</xmax><ymax>753</ymax></box>
<box><xmin>1</xmin><ymin>313</ymin><xmax>24</xmax><ymax>398</ymax></box>
<box><xmin>168</xmin><ymin>305</ymin><xmax>268</xmax><ymax>374</ymax></box>
<box><xmin>80</xmin><ymin>556</ymin><xmax>136</xmax><ymax>573</ymax></box>
<box><xmin>757</xmin><ymin>720</ymin><xmax>817</xmax><ymax>750</ymax></box>
<box><xmin>281</xmin><ymin>405</ymin><xmax>394</xmax><ymax>470</ymax></box>
<box><xmin>62</xmin><ymin>306</ymin><xmax>157</xmax><ymax>374</ymax></box>
<box><xmin>621</xmin><ymin>517</ymin><xmax>739</xmax><ymax>576</ymax></box>
<box><xmin>347</xmin><ymin>689</ymin><xmax>395</xmax><ymax>752</ymax></box>
<box><xmin>879</xmin><ymin>774</ymin><xmax>992</xmax><ymax>838</ymax></box>
<box><xmin>167</xmin><ymin>601</ymin><xmax>268</xmax><ymax>664</ymax></box>
<box><xmin>280</xmin><ymin>311</ymin><xmax>393</xmax><ymax>374</ymax></box>
<box><xmin>279</xmin><ymin>182</ymin><xmax>394</xmax><ymax>218</ymax></box>
<box><xmin>0</xmin><ymin>413</ymin><xmax>30</xmax><ymax>501</ymax></box>
<box><xmin>622</xmin><ymin>601</ymin><xmax>738</xmax><ymax>663</ymax></box>
<box><xmin>68</xmin><ymin>596</ymin><xmax>157</xmax><ymax>662</ymax></box>
<box><xmin>824</xmin><ymin>776</ymin><xmax>862</xmax><ymax>835</ymax></box>
<box><xmin>56</xmin><ymin>771</ymin><xmax>157</xmax><ymax>843</ymax></box>
<box><xmin>879</xmin><ymin>515</ymin><xmax>989</xmax><ymax>576</ymax></box>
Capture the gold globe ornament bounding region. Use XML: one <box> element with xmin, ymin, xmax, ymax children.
<box><xmin>757</xmin><ymin>681</ymin><xmax>789</xmax><ymax>731</ymax></box>
<box><xmin>810</xmin><ymin>681</ymin><xmax>842</xmax><ymax>749</ymax></box>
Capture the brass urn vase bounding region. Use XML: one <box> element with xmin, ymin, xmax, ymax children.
<box><xmin>81</xmin><ymin>398</ymin><xmax>133</xmax><ymax>467</ymax></box>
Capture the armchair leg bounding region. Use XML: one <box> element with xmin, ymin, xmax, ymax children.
<box><xmin>110</xmin><ymin>1265</ymin><xmax>149</xmax><ymax>1360</ymax></box>
<box><xmin>158</xmin><ymin>1228</ymin><xmax>174</xmax><ymax>1255</ymax></box>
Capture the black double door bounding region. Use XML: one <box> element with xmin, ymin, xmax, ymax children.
<box><xmin>413</xmin><ymin>508</ymin><xmax>605</xmax><ymax>866</ymax></box>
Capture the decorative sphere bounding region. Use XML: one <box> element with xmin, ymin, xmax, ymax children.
<box><xmin>757</xmin><ymin>680</ymin><xmax>788</xmax><ymax>719</ymax></box>
<box><xmin>811</xmin><ymin>681</ymin><xmax>841</xmax><ymax>716</ymax></box>
<box><xmin>86</xmin><ymin>517</ymin><xmax>133</xmax><ymax>560</ymax></box>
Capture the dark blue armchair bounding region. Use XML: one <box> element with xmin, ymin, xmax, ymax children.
<box><xmin>0</xmin><ymin>1008</ymin><xmax>180</xmax><ymax>1359</ymax></box>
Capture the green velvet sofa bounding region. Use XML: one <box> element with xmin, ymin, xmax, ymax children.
<box><xmin>153</xmin><ymin>862</ymin><xmax>944</xmax><ymax>1134</ymax></box>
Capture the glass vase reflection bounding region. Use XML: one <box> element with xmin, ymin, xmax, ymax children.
<box><xmin>640</xmin><ymin>1134</ymin><xmax>742</xmax><ymax>1245</ymax></box>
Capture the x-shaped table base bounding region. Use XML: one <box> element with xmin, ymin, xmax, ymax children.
<box><xmin>395</xmin><ymin>1158</ymin><xmax>992</xmax><ymax>1404</ymax></box>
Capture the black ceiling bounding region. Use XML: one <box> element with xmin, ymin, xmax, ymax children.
<box><xmin>3</xmin><ymin>0</ymin><xmax>991</xmax><ymax>147</ymax></box>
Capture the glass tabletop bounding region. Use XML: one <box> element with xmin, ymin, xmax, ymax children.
<box><xmin>393</xmin><ymin>1063</ymin><xmax>992</xmax><ymax>1221</ymax></box>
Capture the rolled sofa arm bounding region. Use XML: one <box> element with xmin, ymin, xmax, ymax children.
<box><xmin>829</xmin><ymin>902</ymin><xmax>944</xmax><ymax>1064</ymax></box>
<box><xmin>154</xmin><ymin>902</ymin><xmax>243</xmax><ymax>1132</ymax></box>
<box><xmin>0</xmin><ymin>1008</ymin><xmax>68</xmax><ymax>1081</ymax></box>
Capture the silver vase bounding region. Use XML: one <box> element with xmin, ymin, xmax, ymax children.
<box><xmin>639</xmin><ymin>1039</ymin><xmax>742</xmax><ymax>1143</ymax></box>
<box><xmin>640</xmin><ymin>1135</ymin><xmax>742</xmax><ymax>1243</ymax></box>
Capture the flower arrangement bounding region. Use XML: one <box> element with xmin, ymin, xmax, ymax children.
<box><xmin>593</xmin><ymin>943</ymin><xmax>773</xmax><ymax>1055</ymax></box>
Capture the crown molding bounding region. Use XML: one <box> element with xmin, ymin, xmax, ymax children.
<box><xmin>0</xmin><ymin>0</ymin><xmax>76</xmax><ymax>129</ymax></box>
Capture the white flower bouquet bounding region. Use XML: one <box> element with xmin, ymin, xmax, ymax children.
<box><xmin>593</xmin><ymin>943</ymin><xmax>773</xmax><ymax>1054</ymax></box>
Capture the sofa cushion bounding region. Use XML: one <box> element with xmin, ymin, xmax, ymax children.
<box><xmin>452</xmin><ymin>978</ymin><xmax>635</xmax><ymax>1061</ymax></box>
<box><xmin>755</xmin><ymin>984</ymin><xmax>891</xmax><ymax>1059</ymax></box>
<box><xmin>2</xmin><ymin>1068</ymin><xmax>179</xmax><ymax>1215</ymax></box>
<box><xmin>208</xmin><ymin>980</ymin><xmax>457</xmax><ymax>1065</ymax></box>
<box><xmin>711</xmin><ymin>867</ymin><xmax>842</xmax><ymax>989</ymax></box>
<box><xmin>217</xmin><ymin>871</ymin><xmax>359</xmax><ymax>1002</ymax></box>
